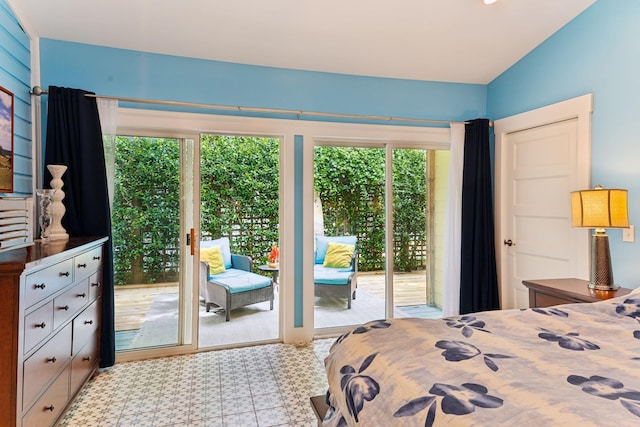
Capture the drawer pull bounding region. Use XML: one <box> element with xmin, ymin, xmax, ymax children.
<box><xmin>59</xmin><ymin>271</ymin><xmax>70</xmax><ymax>277</ymax></box>
<box><xmin>60</xmin><ymin>305</ymin><xmax>69</xmax><ymax>311</ymax></box>
<box><xmin>91</xmin><ymin>282</ymin><xmax>100</xmax><ymax>288</ymax></box>
<box><xmin>45</xmin><ymin>405</ymin><xmax>55</xmax><ymax>411</ymax></box>
<box><xmin>34</xmin><ymin>283</ymin><xmax>46</xmax><ymax>289</ymax></box>
<box><xmin>35</xmin><ymin>322</ymin><xmax>47</xmax><ymax>328</ymax></box>
<box><xmin>78</xmin><ymin>263</ymin><xmax>87</xmax><ymax>268</ymax></box>
<box><xmin>93</xmin><ymin>256</ymin><xmax>101</xmax><ymax>260</ymax></box>
<box><xmin>77</xmin><ymin>293</ymin><xmax>87</xmax><ymax>298</ymax></box>
<box><xmin>84</xmin><ymin>320</ymin><xmax>94</xmax><ymax>325</ymax></box>
<box><xmin>83</xmin><ymin>356</ymin><xmax>92</xmax><ymax>361</ymax></box>
<box><xmin>47</xmin><ymin>357</ymin><xmax>57</xmax><ymax>363</ymax></box>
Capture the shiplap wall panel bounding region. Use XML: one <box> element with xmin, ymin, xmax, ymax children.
<box><xmin>0</xmin><ymin>0</ymin><xmax>32</xmax><ymax>196</ymax></box>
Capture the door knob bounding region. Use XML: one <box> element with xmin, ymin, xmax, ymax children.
<box><xmin>503</xmin><ymin>239</ymin><xmax>515</xmax><ymax>247</ymax></box>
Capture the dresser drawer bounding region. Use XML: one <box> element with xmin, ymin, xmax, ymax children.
<box><xmin>53</xmin><ymin>279</ymin><xmax>90</xmax><ymax>330</ymax></box>
<box><xmin>24</xmin><ymin>302</ymin><xmax>53</xmax><ymax>354</ymax></box>
<box><xmin>88</xmin><ymin>272</ymin><xmax>101</xmax><ymax>302</ymax></box>
<box><xmin>24</xmin><ymin>259</ymin><xmax>74</xmax><ymax>309</ymax></box>
<box><xmin>72</xmin><ymin>299</ymin><xmax>100</xmax><ymax>355</ymax></box>
<box><xmin>70</xmin><ymin>332</ymin><xmax>99</xmax><ymax>393</ymax></box>
<box><xmin>23</xmin><ymin>323</ymin><xmax>72</xmax><ymax>409</ymax></box>
<box><xmin>74</xmin><ymin>246</ymin><xmax>103</xmax><ymax>281</ymax></box>
<box><xmin>22</xmin><ymin>364</ymin><xmax>70</xmax><ymax>427</ymax></box>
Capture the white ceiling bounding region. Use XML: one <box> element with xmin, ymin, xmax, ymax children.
<box><xmin>10</xmin><ymin>0</ymin><xmax>596</xmax><ymax>85</ymax></box>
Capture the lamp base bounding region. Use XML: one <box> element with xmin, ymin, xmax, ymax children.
<box><xmin>589</xmin><ymin>233</ymin><xmax>618</xmax><ymax>291</ymax></box>
<box><xmin>588</xmin><ymin>282</ymin><xmax>619</xmax><ymax>291</ymax></box>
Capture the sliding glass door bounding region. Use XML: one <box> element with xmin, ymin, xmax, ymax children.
<box><xmin>313</xmin><ymin>143</ymin><xmax>445</xmax><ymax>331</ymax></box>
<box><xmin>112</xmin><ymin>131</ymin><xmax>281</xmax><ymax>354</ymax></box>
<box><xmin>391</xmin><ymin>148</ymin><xmax>445</xmax><ymax>319</ymax></box>
<box><xmin>198</xmin><ymin>134</ymin><xmax>280</xmax><ymax>348</ymax></box>
<box><xmin>313</xmin><ymin>145</ymin><xmax>387</xmax><ymax>328</ymax></box>
<box><xmin>113</xmin><ymin>135</ymin><xmax>195</xmax><ymax>353</ymax></box>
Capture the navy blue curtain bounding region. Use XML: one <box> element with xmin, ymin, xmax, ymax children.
<box><xmin>459</xmin><ymin>118</ymin><xmax>500</xmax><ymax>314</ymax></box>
<box><xmin>44</xmin><ymin>86</ymin><xmax>115</xmax><ymax>368</ymax></box>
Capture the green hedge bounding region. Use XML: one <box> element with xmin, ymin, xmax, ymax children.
<box><xmin>200</xmin><ymin>135</ymin><xmax>280</xmax><ymax>261</ymax></box>
<box><xmin>112</xmin><ymin>136</ymin><xmax>428</xmax><ymax>285</ymax></box>
<box><xmin>112</xmin><ymin>136</ymin><xmax>180</xmax><ymax>286</ymax></box>
<box><xmin>314</xmin><ymin>146</ymin><xmax>428</xmax><ymax>271</ymax></box>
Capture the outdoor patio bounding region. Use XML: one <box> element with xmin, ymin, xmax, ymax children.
<box><xmin>114</xmin><ymin>270</ymin><xmax>442</xmax><ymax>351</ymax></box>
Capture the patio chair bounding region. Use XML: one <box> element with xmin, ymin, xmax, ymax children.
<box><xmin>199</xmin><ymin>237</ymin><xmax>274</xmax><ymax>321</ymax></box>
<box><xmin>313</xmin><ymin>235</ymin><xmax>358</xmax><ymax>308</ymax></box>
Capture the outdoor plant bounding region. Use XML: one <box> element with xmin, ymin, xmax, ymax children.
<box><xmin>314</xmin><ymin>146</ymin><xmax>429</xmax><ymax>272</ymax></box>
<box><xmin>392</xmin><ymin>149</ymin><xmax>429</xmax><ymax>271</ymax></box>
<box><xmin>200</xmin><ymin>135</ymin><xmax>280</xmax><ymax>264</ymax></box>
<box><xmin>111</xmin><ymin>136</ymin><xmax>180</xmax><ymax>285</ymax></box>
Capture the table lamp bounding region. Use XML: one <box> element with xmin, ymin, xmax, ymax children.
<box><xmin>571</xmin><ymin>185</ymin><xmax>628</xmax><ymax>290</ymax></box>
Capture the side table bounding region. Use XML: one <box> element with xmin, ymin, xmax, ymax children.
<box><xmin>258</xmin><ymin>264</ymin><xmax>279</xmax><ymax>288</ymax></box>
<box><xmin>522</xmin><ymin>278</ymin><xmax>632</xmax><ymax>308</ymax></box>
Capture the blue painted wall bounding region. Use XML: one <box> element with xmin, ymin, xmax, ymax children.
<box><xmin>38</xmin><ymin>39</ymin><xmax>487</xmax><ymax>124</ymax></box>
<box><xmin>0</xmin><ymin>0</ymin><xmax>31</xmax><ymax>195</ymax></box>
<box><xmin>487</xmin><ymin>0</ymin><xmax>640</xmax><ymax>287</ymax></box>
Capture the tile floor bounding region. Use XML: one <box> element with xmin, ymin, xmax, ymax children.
<box><xmin>57</xmin><ymin>339</ymin><xmax>335</xmax><ymax>427</ymax></box>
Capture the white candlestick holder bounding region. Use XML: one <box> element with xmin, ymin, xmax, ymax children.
<box><xmin>46</xmin><ymin>164</ymin><xmax>69</xmax><ymax>241</ymax></box>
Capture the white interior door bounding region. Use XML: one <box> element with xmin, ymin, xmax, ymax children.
<box><xmin>495</xmin><ymin>95</ymin><xmax>593</xmax><ymax>309</ymax></box>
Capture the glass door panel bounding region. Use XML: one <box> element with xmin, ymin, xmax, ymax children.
<box><xmin>113</xmin><ymin>136</ymin><xmax>182</xmax><ymax>351</ymax></box>
<box><xmin>313</xmin><ymin>145</ymin><xmax>386</xmax><ymax>328</ymax></box>
<box><xmin>391</xmin><ymin>148</ymin><xmax>445</xmax><ymax>319</ymax></box>
<box><xmin>198</xmin><ymin>134</ymin><xmax>280</xmax><ymax>348</ymax></box>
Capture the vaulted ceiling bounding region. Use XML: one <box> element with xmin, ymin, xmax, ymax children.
<box><xmin>10</xmin><ymin>0</ymin><xmax>596</xmax><ymax>84</ymax></box>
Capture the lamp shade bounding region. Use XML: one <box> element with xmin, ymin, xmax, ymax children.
<box><xmin>571</xmin><ymin>186</ymin><xmax>629</xmax><ymax>228</ymax></box>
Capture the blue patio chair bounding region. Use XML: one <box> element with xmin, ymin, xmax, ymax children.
<box><xmin>199</xmin><ymin>237</ymin><xmax>274</xmax><ymax>321</ymax></box>
<box><xmin>313</xmin><ymin>235</ymin><xmax>358</xmax><ymax>308</ymax></box>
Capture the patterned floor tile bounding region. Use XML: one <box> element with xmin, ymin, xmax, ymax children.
<box><xmin>187</xmin><ymin>417</ymin><xmax>224</xmax><ymax>427</ymax></box>
<box><xmin>58</xmin><ymin>339</ymin><xmax>333</xmax><ymax>427</ymax></box>
<box><xmin>255</xmin><ymin>406</ymin><xmax>290</xmax><ymax>427</ymax></box>
<box><xmin>251</xmin><ymin>393</ymin><xmax>282</xmax><ymax>410</ymax></box>
<box><xmin>222</xmin><ymin>411</ymin><xmax>258</xmax><ymax>427</ymax></box>
<box><xmin>222</xmin><ymin>396</ymin><xmax>255</xmax><ymax>416</ymax></box>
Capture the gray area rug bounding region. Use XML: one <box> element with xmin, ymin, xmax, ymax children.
<box><xmin>314</xmin><ymin>287</ymin><xmax>392</xmax><ymax>328</ymax></box>
<box><xmin>129</xmin><ymin>293</ymin><xmax>179</xmax><ymax>349</ymax></box>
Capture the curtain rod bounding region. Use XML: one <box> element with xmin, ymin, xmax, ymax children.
<box><xmin>30</xmin><ymin>85</ymin><xmax>491</xmax><ymax>127</ymax></box>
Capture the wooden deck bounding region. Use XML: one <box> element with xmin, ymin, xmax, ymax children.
<box><xmin>114</xmin><ymin>270</ymin><xmax>429</xmax><ymax>332</ymax></box>
<box><xmin>357</xmin><ymin>270</ymin><xmax>428</xmax><ymax>306</ymax></box>
<box><xmin>115</xmin><ymin>282</ymin><xmax>178</xmax><ymax>332</ymax></box>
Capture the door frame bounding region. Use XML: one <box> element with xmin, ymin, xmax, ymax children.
<box><xmin>494</xmin><ymin>94</ymin><xmax>593</xmax><ymax>308</ymax></box>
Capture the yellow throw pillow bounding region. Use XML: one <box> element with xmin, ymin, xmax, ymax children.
<box><xmin>323</xmin><ymin>242</ymin><xmax>355</xmax><ymax>268</ymax></box>
<box><xmin>200</xmin><ymin>246</ymin><xmax>226</xmax><ymax>275</ymax></box>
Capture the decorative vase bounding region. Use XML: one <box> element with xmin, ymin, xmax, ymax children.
<box><xmin>46</xmin><ymin>164</ymin><xmax>69</xmax><ymax>241</ymax></box>
<box><xmin>36</xmin><ymin>188</ymin><xmax>55</xmax><ymax>241</ymax></box>
<box><xmin>267</xmin><ymin>245</ymin><xmax>279</xmax><ymax>269</ymax></box>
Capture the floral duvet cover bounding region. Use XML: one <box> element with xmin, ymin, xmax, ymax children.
<box><xmin>323</xmin><ymin>288</ymin><xmax>640</xmax><ymax>426</ymax></box>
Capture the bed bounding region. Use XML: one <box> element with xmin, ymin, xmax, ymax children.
<box><xmin>322</xmin><ymin>288</ymin><xmax>640</xmax><ymax>426</ymax></box>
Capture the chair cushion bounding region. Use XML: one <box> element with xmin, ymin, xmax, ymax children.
<box><xmin>323</xmin><ymin>242</ymin><xmax>355</xmax><ymax>268</ymax></box>
<box><xmin>200</xmin><ymin>246</ymin><xmax>226</xmax><ymax>275</ymax></box>
<box><xmin>315</xmin><ymin>235</ymin><xmax>357</xmax><ymax>264</ymax></box>
<box><xmin>210</xmin><ymin>268</ymin><xmax>271</xmax><ymax>294</ymax></box>
<box><xmin>201</xmin><ymin>237</ymin><xmax>232</xmax><ymax>269</ymax></box>
<box><xmin>314</xmin><ymin>264</ymin><xmax>353</xmax><ymax>285</ymax></box>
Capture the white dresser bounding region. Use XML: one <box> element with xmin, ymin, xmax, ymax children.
<box><xmin>0</xmin><ymin>236</ymin><xmax>107</xmax><ymax>427</ymax></box>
